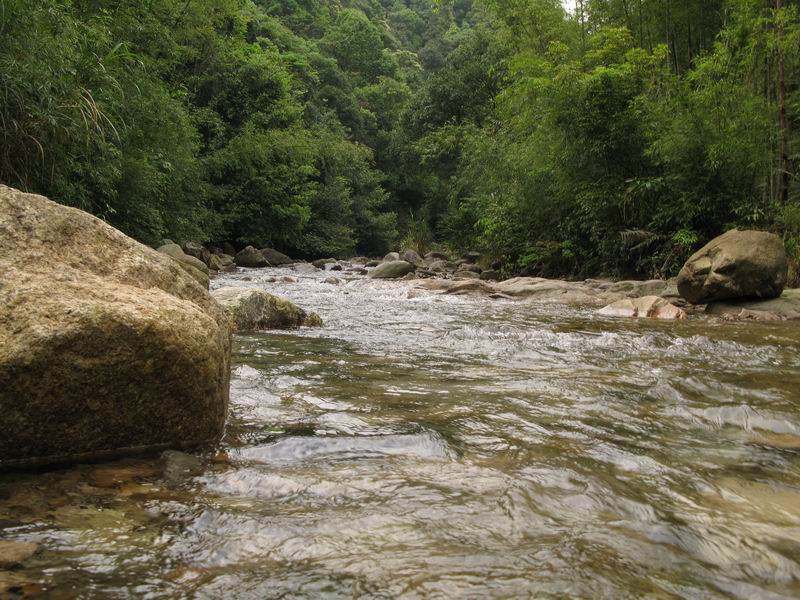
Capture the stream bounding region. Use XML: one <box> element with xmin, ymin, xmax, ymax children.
<box><xmin>2</xmin><ymin>265</ymin><xmax>800</xmax><ymax>598</ymax></box>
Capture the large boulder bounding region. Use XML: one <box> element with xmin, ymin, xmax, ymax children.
<box><xmin>368</xmin><ymin>260</ymin><xmax>415</xmax><ymax>279</ymax></box>
<box><xmin>0</xmin><ymin>185</ymin><xmax>231</xmax><ymax>468</ymax></box>
<box><xmin>260</xmin><ymin>247</ymin><xmax>294</xmax><ymax>266</ymax></box>
<box><xmin>235</xmin><ymin>246</ymin><xmax>270</xmax><ymax>268</ymax></box>
<box><xmin>211</xmin><ymin>288</ymin><xmax>322</xmax><ymax>331</ymax></box>
<box><xmin>383</xmin><ymin>252</ymin><xmax>400</xmax><ymax>262</ymax></box>
<box><xmin>157</xmin><ymin>243</ymin><xmax>210</xmax><ymax>288</ymax></box>
<box><xmin>598</xmin><ymin>296</ymin><xmax>687</xmax><ymax>320</ymax></box>
<box><xmin>677</xmin><ymin>230</ymin><xmax>788</xmax><ymax>304</ymax></box>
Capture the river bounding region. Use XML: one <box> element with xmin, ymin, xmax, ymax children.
<box><xmin>2</xmin><ymin>265</ymin><xmax>800</xmax><ymax>598</ymax></box>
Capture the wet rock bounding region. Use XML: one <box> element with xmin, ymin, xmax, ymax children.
<box><xmin>368</xmin><ymin>260</ymin><xmax>415</xmax><ymax>279</ymax></box>
<box><xmin>400</xmin><ymin>249</ymin><xmax>423</xmax><ymax>265</ymax></box>
<box><xmin>0</xmin><ymin>542</ymin><xmax>38</xmax><ymax>568</ymax></box>
<box><xmin>0</xmin><ymin>571</ymin><xmax>41</xmax><ymax>597</ymax></box>
<box><xmin>157</xmin><ymin>243</ymin><xmax>210</xmax><ymax>288</ymax></box>
<box><xmin>677</xmin><ymin>230</ymin><xmax>788</xmax><ymax>304</ymax></box>
<box><xmin>163</xmin><ymin>450</ymin><xmax>203</xmax><ymax>483</ymax></box>
<box><xmin>312</xmin><ymin>258</ymin><xmax>336</xmax><ymax>269</ymax></box>
<box><xmin>598</xmin><ymin>296</ymin><xmax>687</xmax><ymax>320</ymax></box>
<box><xmin>428</xmin><ymin>260</ymin><xmax>456</xmax><ymax>273</ymax></box>
<box><xmin>706</xmin><ymin>289</ymin><xmax>800</xmax><ymax>321</ymax></box>
<box><xmin>349</xmin><ymin>256</ymin><xmax>369</xmax><ymax>265</ymax></box>
<box><xmin>211</xmin><ymin>287</ymin><xmax>322</xmax><ymax>330</ymax></box>
<box><xmin>350</xmin><ymin>268</ymin><xmax>368</xmax><ymax>275</ymax></box>
<box><xmin>402</xmin><ymin>272</ymin><xmax>417</xmax><ymax>281</ymax></box>
<box><xmin>89</xmin><ymin>462</ymin><xmax>159</xmax><ymax>488</ymax></box>
<box><xmin>324</xmin><ymin>276</ymin><xmax>342</xmax><ymax>285</ymax></box>
<box><xmin>0</xmin><ymin>185</ymin><xmax>231</xmax><ymax>468</ymax></box>
<box><xmin>383</xmin><ymin>252</ymin><xmax>400</xmax><ymax>262</ymax></box>
<box><xmin>330</xmin><ymin>264</ymin><xmax>343</xmax><ymax>271</ymax></box>
<box><xmin>366</xmin><ymin>260</ymin><xmax>381</xmax><ymax>267</ymax></box>
<box><xmin>480</xmin><ymin>270</ymin><xmax>500</xmax><ymax>281</ymax></box>
<box><xmin>235</xmin><ymin>246</ymin><xmax>270</xmax><ymax>268</ymax></box>
<box><xmin>260</xmin><ymin>248</ymin><xmax>293</xmax><ymax>266</ymax></box>
<box><xmin>279</xmin><ymin>276</ymin><xmax>297</xmax><ymax>283</ymax></box>
<box><xmin>454</xmin><ymin>270</ymin><xmax>480</xmax><ymax>280</ymax></box>
<box><xmin>458</xmin><ymin>264</ymin><xmax>482</xmax><ymax>274</ymax></box>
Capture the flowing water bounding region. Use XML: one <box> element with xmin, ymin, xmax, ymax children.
<box><xmin>3</xmin><ymin>266</ymin><xmax>800</xmax><ymax>598</ymax></box>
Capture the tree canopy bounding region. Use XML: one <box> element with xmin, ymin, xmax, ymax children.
<box><xmin>0</xmin><ymin>0</ymin><xmax>797</xmax><ymax>278</ymax></box>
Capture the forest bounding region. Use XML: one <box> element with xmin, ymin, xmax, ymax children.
<box><xmin>1</xmin><ymin>0</ymin><xmax>798</xmax><ymax>279</ymax></box>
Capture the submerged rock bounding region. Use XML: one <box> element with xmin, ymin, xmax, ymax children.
<box><xmin>368</xmin><ymin>260</ymin><xmax>415</xmax><ymax>279</ymax></box>
<box><xmin>0</xmin><ymin>185</ymin><xmax>231</xmax><ymax>468</ymax></box>
<box><xmin>598</xmin><ymin>296</ymin><xmax>688</xmax><ymax>320</ymax></box>
<box><xmin>0</xmin><ymin>541</ymin><xmax>38</xmax><ymax>569</ymax></box>
<box><xmin>235</xmin><ymin>246</ymin><xmax>270</xmax><ymax>268</ymax></box>
<box><xmin>677</xmin><ymin>230</ymin><xmax>788</xmax><ymax>304</ymax></box>
<box><xmin>211</xmin><ymin>287</ymin><xmax>322</xmax><ymax>331</ymax></box>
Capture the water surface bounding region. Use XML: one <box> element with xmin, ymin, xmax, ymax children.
<box><xmin>3</xmin><ymin>266</ymin><xmax>800</xmax><ymax>598</ymax></box>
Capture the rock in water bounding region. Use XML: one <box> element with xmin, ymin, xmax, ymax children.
<box><xmin>211</xmin><ymin>288</ymin><xmax>323</xmax><ymax>331</ymax></box>
<box><xmin>368</xmin><ymin>260</ymin><xmax>415</xmax><ymax>279</ymax></box>
<box><xmin>0</xmin><ymin>185</ymin><xmax>231</xmax><ymax>468</ymax></box>
<box><xmin>235</xmin><ymin>246</ymin><xmax>270</xmax><ymax>268</ymax></box>
<box><xmin>400</xmin><ymin>249</ymin><xmax>423</xmax><ymax>265</ymax></box>
<box><xmin>156</xmin><ymin>243</ymin><xmax>210</xmax><ymax>288</ymax></box>
<box><xmin>260</xmin><ymin>247</ymin><xmax>294</xmax><ymax>266</ymax></box>
<box><xmin>677</xmin><ymin>230</ymin><xmax>788</xmax><ymax>304</ymax></box>
<box><xmin>598</xmin><ymin>296</ymin><xmax>687</xmax><ymax>320</ymax></box>
<box><xmin>382</xmin><ymin>252</ymin><xmax>400</xmax><ymax>262</ymax></box>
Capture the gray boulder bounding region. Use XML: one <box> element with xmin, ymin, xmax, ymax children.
<box><xmin>235</xmin><ymin>246</ymin><xmax>270</xmax><ymax>268</ymax></box>
<box><xmin>260</xmin><ymin>247</ymin><xmax>293</xmax><ymax>266</ymax></box>
<box><xmin>312</xmin><ymin>258</ymin><xmax>337</xmax><ymax>269</ymax></box>
<box><xmin>400</xmin><ymin>249</ymin><xmax>423</xmax><ymax>265</ymax></box>
<box><xmin>182</xmin><ymin>241</ymin><xmax>212</xmax><ymax>267</ymax></box>
<box><xmin>368</xmin><ymin>260</ymin><xmax>416</xmax><ymax>279</ymax></box>
<box><xmin>0</xmin><ymin>185</ymin><xmax>231</xmax><ymax>468</ymax></box>
<box><xmin>677</xmin><ymin>230</ymin><xmax>788</xmax><ymax>304</ymax></box>
<box><xmin>211</xmin><ymin>287</ymin><xmax>322</xmax><ymax>331</ymax></box>
<box><xmin>425</xmin><ymin>251</ymin><xmax>450</xmax><ymax>261</ymax></box>
<box><xmin>157</xmin><ymin>243</ymin><xmax>209</xmax><ymax>288</ymax></box>
<box><xmin>480</xmin><ymin>270</ymin><xmax>500</xmax><ymax>281</ymax></box>
<box><xmin>383</xmin><ymin>252</ymin><xmax>400</xmax><ymax>262</ymax></box>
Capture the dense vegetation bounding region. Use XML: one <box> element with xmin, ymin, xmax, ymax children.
<box><xmin>1</xmin><ymin>0</ymin><xmax>798</xmax><ymax>278</ymax></box>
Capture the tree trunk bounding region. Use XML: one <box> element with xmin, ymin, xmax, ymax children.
<box><xmin>776</xmin><ymin>0</ymin><xmax>790</xmax><ymax>204</ymax></box>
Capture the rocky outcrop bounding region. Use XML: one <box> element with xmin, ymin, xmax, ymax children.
<box><xmin>0</xmin><ymin>185</ymin><xmax>231</xmax><ymax>468</ymax></box>
<box><xmin>677</xmin><ymin>230</ymin><xmax>788</xmax><ymax>304</ymax></box>
<box><xmin>157</xmin><ymin>243</ymin><xmax>210</xmax><ymax>288</ymax></box>
<box><xmin>368</xmin><ymin>260</ymin><xmax>416</xmax><ymax>279</ymax></box>
<box><xmin>235</xmin><ymin>246</ymin><xmax>270</xmax><ymax>268</ymax></box>
<box><xmin>211</xmin><ymin>288</ymin><xmax>322</xmax><ymax>331</ymax></box>
<box><xmin>706</xmin><ymin>289</ymin><xmax>800</xmax><ymax>321</ymax></box>
<box><xmin>260</xmin><ymin>248</ymin><xmax>294</xmax><ymax>266</ymax></box>
<box><xmin>598</xmin><ymin>296</ymin><xmax>687</xmax><ymax>320</ymax></box>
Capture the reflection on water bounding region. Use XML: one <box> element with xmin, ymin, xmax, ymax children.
<box><xmin>2</xmin><ymin>266</ymin><xmax>800</xmax><ymax>598</ymax></box>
